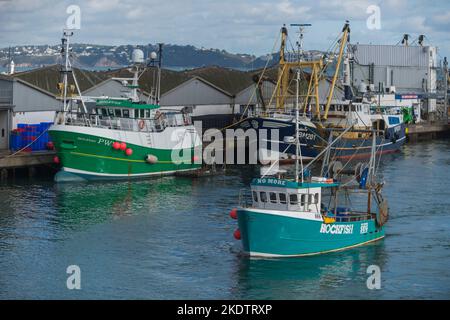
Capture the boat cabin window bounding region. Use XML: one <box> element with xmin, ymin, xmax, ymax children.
<box><xmin>108</xmin><ymin>108</ymin><xmax>114</xmax><ymax>116</ymax></box>
<box><xmin>300</xmin><ymin>194</ymin><xmax>306</xmax><ymax>206</ymax></box>
<box><xmin>138</xmin><ymin>109</ymin><xmax>145</xmax><ymax>118</ymax></box>
<box><xmin>260</xmin><ymin>192</ymin><xmax>267</xmax><ymax>203</ymax></box>
<box><xmin>336</xmin><ymin>105</ymin><xmax>342</xmax><ymax>112</ymax></box>
<box><xmin>308</xmin><ymin>194</ymin><xmax>314</xmax><ymax>204</ymax></box>
<box><xmin>252</xmin><ymin>191</ymin><xmax>258</xmax><ymax>202</ymax></box>
<box><xmin>123</xmin><ymin>109</ymin><xmax>130</xmax><ymax>118</ymax></box>
<box><xmin>289</xmin><ymin>194</ymin><xmax>298</xmax><ymax>205</ymax></box>
<box><xmin>114</xmin><ymin>109</ymin><xmax>122</xmax><ymax>117</ymax></box>
<box><xmin>388</xmin><ymin>116</ymin><xmax>400</xmax><ymax>125</ymax></box>
<box><xmin>279</xmin><ymin>193</ymin><xmax>287</xmax><ymax>204</ymax></box>
<box><xmin>314</xmin><ymin>193</ymin><xmax>319</xmax><ymax>204</ymax></box>
<box><xmin>269</xmin><ymin>192</ymin><xmax>277</xmax><ymax>204</ymax></box>
<box><xmin>101</xmin><ymin>108</ymin><xmax>108</xmax><ymax>117</ymax></box>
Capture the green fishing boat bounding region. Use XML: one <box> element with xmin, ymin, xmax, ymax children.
<box><xmin>49</xmin><ymin>31</ymin><xmax>201</xmax><ymax>182</ymax></box>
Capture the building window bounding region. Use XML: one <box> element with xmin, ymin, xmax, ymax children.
<box><xmin>260</xmin><ymin>192</ymin><xmax>267</xmax><ymax>203</ymax></box>
<box><xmin>289</xmin><ymin>194</ymin><xmax>298</xmax><ymax>205</ymax></box>
<box><xmin>279</xmin><ymin>193</ymin><xmax>287</xmax><ymax>204</ymax></box>
<box><xmin>269</xmin><ymin>192</ymin><xmax>277</xmax><ymax>204</ymax></box>
<box><xmin>252</xmin><ymin>191</ymin><xmax>258</xmax><ymax>202</ymax></box>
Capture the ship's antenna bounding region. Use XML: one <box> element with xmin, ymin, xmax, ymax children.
<box><xmin>290</xmin><ymin>23</ymin><xmax>312</xmax><ymax>60</ymax></box>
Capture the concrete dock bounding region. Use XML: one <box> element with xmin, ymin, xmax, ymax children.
<box><xmin>406</xmin><ymin>122</ymin><xmax>450</xmax><ymax>142</ymax></box>
<box><xmin>0</xmin><ymin>150</ymin><xmax>56</xmax><ymax>180</ymax></box>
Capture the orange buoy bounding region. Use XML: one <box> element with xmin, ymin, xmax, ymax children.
<box><xmin>233</xmin><ymin>229</ymin><xmax>241</xmax><ymax>240</ymax></box>
<box><xmin>229</xmin><ymin>208</ymin><xmax>238</xmax><ymax>219</ymax></box>
<box><xmin>112</xmin><ymin>142</ymin><xmax>120</xmax><ymax>150</ymax></box>
<box><xmin>125</xmin><ymin>148</ymin><xmax>133</xmax><ymax>156</ymax></box>
<box><xmin>120</xmin><ymin>142</ymin><xmax>127</xmax><ymax>151</ymax></box>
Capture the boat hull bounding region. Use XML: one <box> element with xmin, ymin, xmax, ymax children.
<box><xmin>237</xmin><ymin>208</ymin><xmax>384</xmax><ymax>257</ymax></box>
<box><xmin>49</xmin><ymin>124</ymin><xmax>201</xmax><ymax>181</ymax></box>
<box><xmin>234</xmin><ymin>116</ymin><xmax>320</xmax><ymax>159</ymax></box>
<box><xmin>330</xmin><ymin>124</ymin><xmax>406</xmax><ymax>159</ymax></box>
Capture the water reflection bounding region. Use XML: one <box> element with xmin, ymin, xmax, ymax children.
<box><xmin>52</xmin><ymin>177</ymin><xmax>198</xmax><ymax>230</ymax></box>
<box><xmin>233</xmin><ymin>241</ymin><xmax>388</xmax><ymax>299</ymax></box>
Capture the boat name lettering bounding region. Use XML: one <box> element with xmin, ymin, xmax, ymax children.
<box><xmin>77</xmin><ymin>136</ymin><xmax>97</xmax><ymax>143</ymax></box>
<box><xmin>360</xmin><ymin>223</ymin><xmax>369</xmax><ymax>234</ymax></box>
<box><xmin>97</xmin><ymin>138</ymin><xmax>113</xmax><ymax>146</ymax></box>
<box><xmin>320</xmin><ymin>224</ymin><xmax>354</xmax><ymax>234</ymax></box>
<box><xmin>256</xmin><ymin>178</ymin><xmax>286</xmax><ymax>186</ymax></box>
<box><xmin>298</xmin><ymin>132</ymin><xmax>316</xmax><ymax>141</ymax></box>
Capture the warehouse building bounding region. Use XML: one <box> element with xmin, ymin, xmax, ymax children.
<box><xmin>350</xmin><ymin>43</ymin><xmax>438</xmax><ymax>119</ymax></box>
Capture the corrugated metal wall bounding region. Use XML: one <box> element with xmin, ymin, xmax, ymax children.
<box><xmin>12</xmin><ymin>82</ymin><xmax>61</xmax><ymax>112</ymax></box>
<box><xmin>351</xmin><ymin>44</ymin><xmax>431</xmax><ymax>67</ymax></box>
<box><xmin>352</xmin><ymin>65</ymin><xmax>427</xmax><ymax>92</ymax></box>
<box><xmin>0</xmin><ymin>79</ymin><xmax>13</xmax><ymax>105</ymax></box>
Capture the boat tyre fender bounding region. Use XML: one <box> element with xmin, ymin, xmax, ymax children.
<box><xmin>138</xmin><ymin>119</ymin><xmax>145</xmax><ymax>130</ymax></box>
<box><xmin>391</xmin><ymin>133</ymin><xmax>398</xmax><ymax>144</ymax></box>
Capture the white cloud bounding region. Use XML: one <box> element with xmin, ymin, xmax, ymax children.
<box><xmin>0</xmin><ymin>0</ymin><xmax>448</xmax><ymax>57</ymax></box>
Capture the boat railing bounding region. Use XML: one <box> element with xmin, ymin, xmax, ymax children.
<box><xmin>325</xmin><ymin>211</ymin><xmax>374</xmax><ymax>222</ymax></box>
<box><xmin>55</xmin><ymin>111</ymin><xmax>190</xmax><ymax>133</ymax></box>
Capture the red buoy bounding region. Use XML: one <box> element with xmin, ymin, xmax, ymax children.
<box><xmin>46</xmin><ymin>141</ymin><xmax>54</xmax><ymax>150</ymax></box>
<box><xmin>229</xmin><ymin>208</ymin><xmax>238</xmax><ymax>220</ymax></box>
<box><xmin>192</xmin><ymin>155</ymin><xmax>200</xmax><ymax>163</ymax></box>
<box><xmin>112</xmin><ymin>142</ymin><xmax>120</xmax><ymax>150</ymax></box>
<box><xmin>233</xmin><ymin>229</ymin><xmax>241</xmax><ymax>240</ymax></box>
<box><xmin>120</xmin><ymin>142</ymin><xmax>127</xmax><ymax>151</ymax></box>
<box><xmin>53</xmin><ymin>156</ymin><xmax>60</xmax><ymax>164</ymax></box>
<box><xmin>125</xmin><ymin>148</ymin><xmax>133</xmax><ymax>156</ymax></box>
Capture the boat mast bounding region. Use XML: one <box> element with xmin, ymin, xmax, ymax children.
<box><xmin>60</xmin><ymin>30</ymin><xmax>88</xmax><ymax>114</ymax></box>
<box><xmin>366</xmin><ymin>132</ymin><xmax>377</xmax><ymax>214</ymax></box>
<box><xmin>295</xmin><ymin>69</ymin><xmax>304</xmax><ymax>183</ymax></box>
<box><xmin>157</xmin><ymin>43</ymin><xmax>163</xmax><ymax>105</ymax></box>
<box><xmin>324</xmin><ymin>21</ymin><xmax>350</xmax><ymax>120</ymax></box>
<box><xmin>61</xmin><ymin>31</ymin><xmax>71</xmax><ymax>112</ymax></box>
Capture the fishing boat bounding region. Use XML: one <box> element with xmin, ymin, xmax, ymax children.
<box><xmin>235</xmin><ymin>22</ymin><xmax>405</xmax><ymax>161</ymax></box>
<box><xmin>49</xmin><ymin>31</ymin><xmax>201</xmax><ymax>182</ymax></box>
<box><xmin>229</xmin><ymin>69</ymin><xmax>389</xmax><ymax>258</ymax></box>
<box><xmin>233</xmin><ymin>25</ymin><xmax>322</xmax><ymax>161</ymax></box>
<box><xmin>318</xmin><ymin>22</ymin><xmax>406</xmax><ymax>159</ymax></box>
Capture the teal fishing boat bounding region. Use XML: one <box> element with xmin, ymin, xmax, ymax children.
<box><xmin>230</xmin><ymin>70</ymin><xmax>389</xmax><ymax>258</ymax></box>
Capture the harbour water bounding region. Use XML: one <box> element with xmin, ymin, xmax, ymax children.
<box><xmin>0</xmin><ymin>140</ymin><xmax>449</xmax><ymax>299</ymax></box>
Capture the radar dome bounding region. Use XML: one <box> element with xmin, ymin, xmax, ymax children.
<box><xmin>150</xmin><ymin>51</ymin><xmax>157</xmax><ymax>60</ymax></box>
<box><xmin>132</xmin><ymin>49</ymin><xmax>145</xmax><ymax>64</ymax></box>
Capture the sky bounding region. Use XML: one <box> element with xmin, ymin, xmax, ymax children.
<box><xmin>0</xmin><ymin>0</ymin><xmax>449</xmax><ymax>60</ymax></box>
